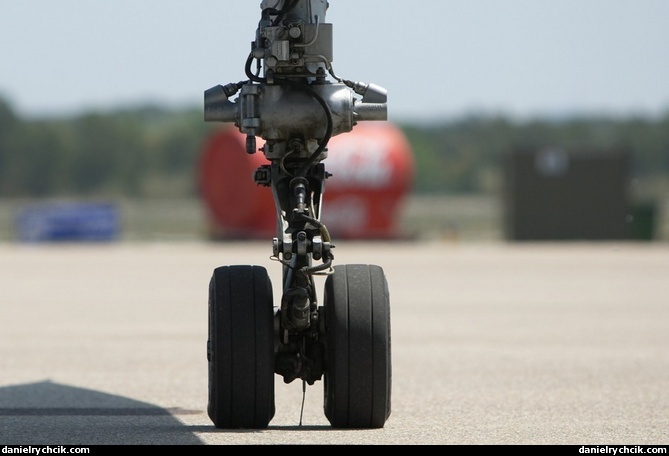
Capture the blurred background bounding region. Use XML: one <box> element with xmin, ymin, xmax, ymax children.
<box><xmin>1</xmin><ymin>0</ymin><xmax>668</xmax><ymax>243</ymax></box>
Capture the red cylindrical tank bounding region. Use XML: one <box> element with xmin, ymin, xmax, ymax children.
<box><xmin>319</xmin><ymin>122</ymin><xmax>415</xmax><ymax>239</ymax></box>
<box><xmin>199</xmin><ymin>131</ymin><xmax>274</xmax><ymax>239</ymax></box>
<box><xmin>198</xmin><ymin>122</ymin><xmax>414</xmax><ymax>239</ymax></box>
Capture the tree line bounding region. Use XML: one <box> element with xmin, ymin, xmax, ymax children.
<box><xmin>1</xmin><ymin>96</ymin><xmax>668</xmax><ymax>199</ymax></box>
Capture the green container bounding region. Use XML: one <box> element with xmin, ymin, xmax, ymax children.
<box><xmin>630</xmin><ymin>202</ymin><xmax>657</xmax><ymax>241</ymax></box>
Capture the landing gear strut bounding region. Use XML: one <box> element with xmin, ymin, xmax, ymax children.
<box><xmin>204</xmin><ymin>0</ymin><xmax>391</xmax><ymax>429</ymax></box>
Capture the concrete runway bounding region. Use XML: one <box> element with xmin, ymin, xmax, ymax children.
<box><xmin>1</xmin><ymin>241</ymin><xmax>668</xmax><ymax>445</ymax></box>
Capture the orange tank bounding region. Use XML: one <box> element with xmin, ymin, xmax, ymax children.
<box><xmin>198</xmin><ymin>122</ymin><xmax>414</xmax><ymax>240</ymax></box>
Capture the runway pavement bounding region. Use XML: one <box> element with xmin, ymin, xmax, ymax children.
<box><xmin>1</xmin><ymin>240</ymin><xmax>668</xmax><ymax>445</ymax></box>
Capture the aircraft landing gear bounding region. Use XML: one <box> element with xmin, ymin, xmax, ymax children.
<box><xmin>204</xmin><ymin>0</ymin><xmax>391</xmax><ymax>429</ymax></box>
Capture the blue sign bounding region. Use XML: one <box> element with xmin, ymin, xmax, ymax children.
<box><xmin>15</xmin><ymin>202</ymin><xmax>120</xmax><ymax>243</ymax></box>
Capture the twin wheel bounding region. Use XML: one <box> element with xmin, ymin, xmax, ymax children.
<box><xmin>207</xmin><ymin>264</ymin><xmax>392</xmax><ymax>429</ymax></box>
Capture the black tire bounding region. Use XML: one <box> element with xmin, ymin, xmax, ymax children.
<box><xmin>323</xmin><ymin>264</ymin><xmax>392</xmax><ymax>429</ymax></box>
<box><xmin>207</xmin><ymin>265</ymin><xmax>275</xmax><ymax>429</ymax></box>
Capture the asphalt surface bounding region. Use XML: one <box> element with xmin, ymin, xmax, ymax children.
<box><xmin>1</xmin><ymin>241</ymin><xmax>668</xmax><ymax>445</ymax></box>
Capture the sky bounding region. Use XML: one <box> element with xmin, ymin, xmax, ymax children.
<box><xmin>2</xmin><ymin>0</ymin><xmax>669</xmax><ymax>123</ymax></box>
